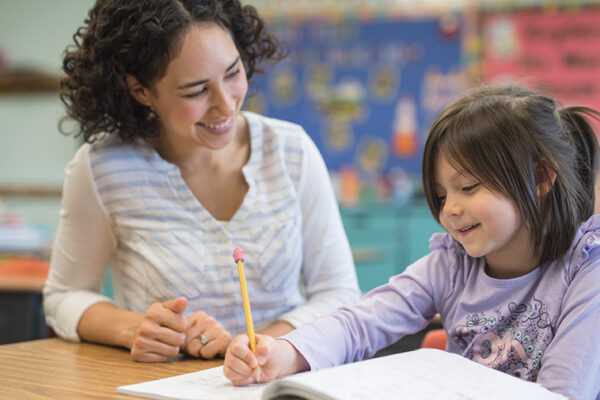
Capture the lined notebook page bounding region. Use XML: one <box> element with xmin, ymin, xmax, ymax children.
<box><xmin>117</xmin><ymin>349</ymin><xmax>567</xmax><ymax>400</ymax></box>
<box><xmin>117</xmin><ymin>366</ymin><xmax>263</xmax><ymax>400</ymax></box>
<box><xmin>264</xmin><ymin>349</ymin><xmax>567</xmax><ymax>400</ymax></box>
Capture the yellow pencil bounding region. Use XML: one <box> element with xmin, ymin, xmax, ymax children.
<box><xmin>233</xmin><ymin>247</ymin><xmax>260</xmax><ymax>383</ymax></box>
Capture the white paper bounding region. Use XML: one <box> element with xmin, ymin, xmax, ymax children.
<box><xmin>264</xmin><ymin>349</ymin><xmax>567</xmax><ymax>400</ymax></box>
<box><xmin>116</xmin><ymin>349</ymin><xmax>568</xmax><ymax>400</ymax></box>
<box><xmin>116</xmin><ymin>366</ymin><xmax>264</xmax><ymax>400</ymax></box>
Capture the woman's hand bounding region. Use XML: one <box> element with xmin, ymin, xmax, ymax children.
<box><xmin>129</xmin><ymin>297</ymin><xmax>189</xmax><ymax>362</ymax></box>
<box><xmin>181</xmin><ymin>311</ymin><xmax>232</xmax><ymax>359</ymax></box>
<box><xmin>224</xmin><ymin>334</ymin><xmax>309</xmax><ymax>386</ymax></box>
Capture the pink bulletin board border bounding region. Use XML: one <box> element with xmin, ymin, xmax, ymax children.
<box><xmin>480</xmin><ymin>6</ymin><xmax>600</xmax><ymax>138</ymax></box>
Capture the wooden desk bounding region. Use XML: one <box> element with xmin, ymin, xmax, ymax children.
<box><xmin>0</xmin><ymin>338</ymin><xmax>222</xmax><ymax>399</ymax></box>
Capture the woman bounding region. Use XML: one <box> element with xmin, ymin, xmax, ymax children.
<box><xmin>43</xmin><ymin>0</ymin><xmax>360</xmax><ymax>362</ymax></box>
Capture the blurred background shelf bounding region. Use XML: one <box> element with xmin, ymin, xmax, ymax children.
<box><xmin>0</xmin><ymin>185</ymin><xmax>62</xmax><ymax>198</ymax></box>
<box><xmin>0</xmin><ymin>69</ymin><xmax>60</xmax><ymax>94</ymax></box>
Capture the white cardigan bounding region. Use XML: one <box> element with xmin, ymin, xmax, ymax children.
<box><xmin>43</xmin><ymin>111</ymin><xmax>360</xmax><ymax>341</ymax></box>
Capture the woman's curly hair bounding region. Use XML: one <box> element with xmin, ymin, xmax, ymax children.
<box><xmin>60</xmin><ymin>0</ymin><xmax>285</xmax><ymax>143</ymax></box>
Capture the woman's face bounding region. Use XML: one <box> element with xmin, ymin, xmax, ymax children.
<box><xmin>147</xmin><ymin>23</ymin><xmax>248</xmax><ymax>150</ymax></box>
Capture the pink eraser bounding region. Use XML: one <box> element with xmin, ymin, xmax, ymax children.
<box><xmin>233</xmin><ymin>248</ymin><xmax>244</xmax><ymax>262</ymax></box>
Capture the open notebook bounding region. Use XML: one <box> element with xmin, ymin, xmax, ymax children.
<box><xmin>116</xmin><ymin>348</ymin><xmax>567</xmax><ymax>400</ymax></box>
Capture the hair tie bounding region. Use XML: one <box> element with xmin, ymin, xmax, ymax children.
<box><xmin>553</xmin><ymin>109</ymin><xmax>560</xmax><ymax>121</ymax></box>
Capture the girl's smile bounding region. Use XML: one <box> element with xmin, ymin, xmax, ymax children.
<box><xmin>435</xmin><ymin>156</ymin><xmax>536</xmax><ymax>278</ymax></box>
<box><xmin>457</xmin><ymin>223</ymin><xmax>480</xmax><ymax>236</ymax></box>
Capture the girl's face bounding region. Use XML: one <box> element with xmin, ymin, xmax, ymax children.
<box><xmin>147</xmin><ymin>23</ymin><xmax>248</xmax><ymax>151</ymax></box>
<box><xmin>434</xmin><ymin>156</ymin><xmax>535</xmax><ymax>278</ymax></box>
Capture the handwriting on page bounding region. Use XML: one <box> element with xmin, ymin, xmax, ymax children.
<box><xmin>118</xmin><ymin>350</ymin><xmax>565</xmax><ymax>400</ymax></box>
<box><xmin>116</xmin><ymin>366</ymin><xmax>264</xmax><ymax>400</ymax></box>
<box><xmin>284</xmin><ymin>349</ymin><xmax>562</xmax><ymax>400</ymax></box>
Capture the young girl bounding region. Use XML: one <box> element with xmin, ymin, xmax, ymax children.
<box><xmin>224</xmin><ymin>85</ymin><xmax>600</xmax><ymax>399</ymax></box>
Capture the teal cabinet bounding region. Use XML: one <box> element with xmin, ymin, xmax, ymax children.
<box><xmin>341</xmin><ymin>207</ymin><xmax>404</xmax><ymax>293</ymax></box>
<box><xmin>404</xmin><ymin>203</ymin><xmax>443</xmax><ymax>266</ymax></box>
<box><xmin>103</xmin><ymin>268</ymin><xmax>114</xmax><ymax>299</ymax></box>
<box><xmin>340</xmin><ymin>201</ymin><xmax>443</xmax><ymax>293</ymax></box>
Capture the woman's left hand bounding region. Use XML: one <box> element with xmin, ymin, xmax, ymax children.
<box><xmin>181</xmin><ymin>311</ymin><xmax>232</xmax><ymax>358</ymax></box>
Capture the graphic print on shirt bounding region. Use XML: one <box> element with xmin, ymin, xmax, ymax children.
<box><xmin>450</xmin><ymin>297</ymin><xmax>557</xmax><ymax>381</ymax></box>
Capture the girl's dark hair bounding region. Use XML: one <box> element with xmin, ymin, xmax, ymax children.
<box><xmin>60</xmin><ymin>0</ymin><xmax>285</xmax><ymax>143</ymax></box>
<box><xmin>422</xmin><ymin>85</ymin><xmax>599</xmax><ymax>266</ymax></box>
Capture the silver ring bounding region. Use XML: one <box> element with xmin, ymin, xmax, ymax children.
<box><xmin>200</xmin><ymin>335</ymin><xmax>209</xmax><ymax>345</ymax></box>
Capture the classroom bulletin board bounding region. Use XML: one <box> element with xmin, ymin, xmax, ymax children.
<box><xmin>245</xmin><ymin>15</ymin><xmax>467</xmax><ymax>177</ymax></box>
<box><xmin>481</xmin><ymin>6</ymin><xmax>600</xmax><ymax>135</ymax></box>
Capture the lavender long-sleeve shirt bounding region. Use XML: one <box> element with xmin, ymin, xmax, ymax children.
<box><xmin>283</xmin><ymin>215</ymin><xmax>600</xmax><ymax>400</ymax></box>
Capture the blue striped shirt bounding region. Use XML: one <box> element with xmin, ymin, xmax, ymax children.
<box><xmin>44</xmin><ymin>112</ymin><xmax>360</xmax><ymax>339</ymax></box>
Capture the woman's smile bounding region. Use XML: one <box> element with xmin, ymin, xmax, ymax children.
<box><xmin>196</xmin><ymin>117</ymin><xmax>234</xmax><ymax>135</ymax></box>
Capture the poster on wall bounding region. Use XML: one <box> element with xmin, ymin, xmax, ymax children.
<box><xmin>245</xmin><ymin>16</ymin><xmax>466</xmax><ymax>183</ymax></box>
<box><xmin>481</xmin><ymin>7</ymin><xmax>600</xmax><ymax>135</ymax></box>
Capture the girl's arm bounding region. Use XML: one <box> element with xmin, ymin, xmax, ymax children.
<box><xmin>536</xmin><ymin>246</ymin><xmax>600</xmax><ymax>400</ymax></box>
<box><xmin>280</xmin><ymin>252</ymin><xmax>443</xmax><ymax>371</ymax></box>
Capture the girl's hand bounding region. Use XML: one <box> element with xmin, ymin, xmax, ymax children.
<box><xmin>130</xmin><ymin>297</ymin><xmax>189</xmax><ymax>362</ymax></box>
<box><xmin>181</xmin><ymin>311</ymin><xmax>232</xmax><ymax>359</ymax></box>
<box><xmin>224</xmin><ymin>334</ymin><xmax>308</xmax><ymax>386</ymax></box>
<box><xmin>224</xmin><ymin>334</ymin><xmax>279</xmax><ymax>385</ymax></box>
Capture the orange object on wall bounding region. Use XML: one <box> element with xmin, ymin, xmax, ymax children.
<box><xmin>339</xmin><ymin>165</ymin><xmax>360</xmax><ymax>207</ymax></box>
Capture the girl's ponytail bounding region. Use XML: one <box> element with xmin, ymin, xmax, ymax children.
<box><xmin>558</xmin><ymin>106</ymin><xmax>600</xmax><ymax>217</ymax></box>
